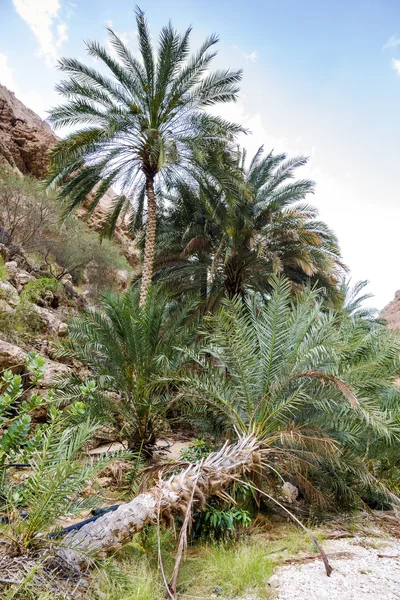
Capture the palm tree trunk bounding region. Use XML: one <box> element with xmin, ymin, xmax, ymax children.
<box><xmin>139</xmin><ymin>177</ymin><xmax>157</xmax><ymax>306</ymax></box>
<box><xmin>55</xmin><ymin>435</ymin><xmax>260</xmax><ymax>572</ymax></box>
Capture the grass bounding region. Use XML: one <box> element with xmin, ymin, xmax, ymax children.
<box><xmin>0</xmin><ymin>523</ymin><xmax>327</xmax><ymax>600</ymax></box>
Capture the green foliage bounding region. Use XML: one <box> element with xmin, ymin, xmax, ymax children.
<box><xmin>182</xmin><ymin>275</ymin><xmax>400</xmax><ymax>509</ymax></box>
<box><xmin>0</xmin><ymin>352</ymin><xmax>47</xmax><ymax>469</ymax></box>
<box><xmin>0</xmin><ymin>256</ymin><xmax>7</xmax><ymax>282</ymax></box>
<box><xmin>155</xmin><ymin>147</ymin><xmax>344</xmax><ymax>308</ymax></box>
<box><xmin>179</xmin><ymin>438</ymin><xmax>212</xmax><ymax>462</ymax></box>
<box><xmin>54</xmin><ymin>285</ymin><xmax>199</xmax><ymax>453</ymax></box>
<box><xmin>0</xmin><ymin>169</ymin><xmax>130</xmax><ymax>295</ymax></box>
<box><xmin>20</xmin><ymin>277</ymin><xmax>59</xmax><ymax>304</ymax></box>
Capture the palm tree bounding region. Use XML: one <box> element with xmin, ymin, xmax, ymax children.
<box><xmin>46</xmin><ymin>7</ymin><xmax>242</xmax><ymax>305</ymax></box>
<box><xmin>153</xmin><ymin>147</ymin><xmax>345</xmax><ymax>309</ymax></box>
<box><xmin>338</xmin><ymin>278</ymin><xmax>376</xmax><ymax>319</ymax></box>
<box><xmin>54</xmin><ymin>286</ymin><xmax>198</xmax><ymax>454</ymax></box>
<box><xmin>182</xmin><ymin>276</ymin><xmax>400</xmax><ymax>504</ymax></box>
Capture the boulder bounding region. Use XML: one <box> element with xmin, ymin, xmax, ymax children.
<box><xmin>15</xmin><ymin>268</ymin><xmax>34</xmax><ymax>289</ymax></box>
<box><xmin>31</xmin><ymin>305</ymin><xmax>62</xmax><ymax>335</ymax></box>
<box><xmin>40</xmin><ymin>358</ymin><xmax>71</xmax><ymax>387</ymax></box>
<box><xmin>0</xmin><ymin>339</ymin><xmax>27</xmax><ymax>371</ymax></box>
<box><xmin>5</xmin><ymin>260</ymin><xmax>18</xmax><ymax>279</ymax></box>
<box><xmin>0</xmin><ymin>298</ymin><xmax>14</xmax><ymax>315</ymax></box>
<box><xmin>0</xmin><ymin>280</ymin><xmax>19</xmax><ymax>306</ymax></box>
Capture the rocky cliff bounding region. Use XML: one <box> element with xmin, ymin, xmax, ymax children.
<box><xmin>0</xmin><ymin>84</ymin><xmax>57</xmax><ymax>177</ymax></box>
<box><xmin>380</xmin><ymin>291</ymin><xmax>400</xmax><ymax>331</ymax></box>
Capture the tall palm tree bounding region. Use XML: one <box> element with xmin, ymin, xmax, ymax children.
<box><xmin>153</xmin><ymin>147</ymin><xmax>345</xmax><ymax>308</ymax></box>
<box><xmin>46</xmin><ymin>7</ymin><xmax>242</xmax><ymax>305</ymax></box>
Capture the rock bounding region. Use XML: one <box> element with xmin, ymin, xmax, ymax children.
<box><xmin>0</xmin><ymin>243</ymin><xmax>10</xmax><ymax>260</ymax></box>
<box><xmin>5</xmin><ymin>260</ymin><xmax>18</xmax><ymax>279</ymax></box>
<box><xmin>380</xmin><ymin>290</ymin><xmax>400</xmax><ymax>331</ymax></box>
<box><xmin>40</xmin><ymin>358</ymin><xmax>71</xmax><ymax>387</ymax></box>
<box><xmin>0</xmin><ymin>281</ymin><xmax>19</xmax><ymax>306</ymax></box>
<box><xmin>0</xmin><ymin>298</ymin><xmax>14</xmax><ymax>315</ymax></box>
<box><xmin>31</xmin><ymin>305</ymin><xmax>61</xmax><ymax>334</ymax></box>
<box><xmin>0</xmin><ymin>83</ymin><xmax>58</xmax><ymax>177</ymax></box>
<box><xmin>0</xmin><ymin>339</ymin><xmax>27</xmax><ymax>371</ymax></box>
<box><xmin>15</xmin><ymin>268</ymin><xmax>34</xmax><ymax>288</ymax></box>
<box><xmin>267</xmin><ymin>574</ymin><xmax>280</xmax><ymax>588</ymax></box>
<box><xmin>58</xmin><ymin>322</ymin><xmax>68</xmax><ymax>337</ymax></box>
<box><xmin>281</xmin><ymin>481</ymin><xmax>299</xmax><ymax>504</ymax></box>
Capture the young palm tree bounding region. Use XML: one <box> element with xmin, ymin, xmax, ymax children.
<box><xmin>46</xmin><ymin>7</ymin><xmax>242</xmax><ymax>305</ymax></box>
<box><xmin>152</xmin><ymin>147</ymin><xmax>345</xmax><ymax>308</ymax></box>
<box><xmin>54</xmin><ymin>286</ymin><xmax>198</xmax><ymax>454</ymax></box>
<box><xmin>183</xmin><ymin>276</ymin><xmax>400</xmax><ymax>504</ymax></box>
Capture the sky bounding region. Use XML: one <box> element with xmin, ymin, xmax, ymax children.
<box><xmin>0</xmin><ymin>0</ymin><xmax>400</xmax><ymax>309</ymax></box>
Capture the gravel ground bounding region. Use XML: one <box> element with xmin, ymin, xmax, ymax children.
<box><xmin>275</xmin><ymin>537</ymin><xmax>400</xmax><ymax>600</ymax></box>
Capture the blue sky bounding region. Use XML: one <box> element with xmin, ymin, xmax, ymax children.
<box><xmin>1</xmin><ymin>0</ymin><xmax>400</xmax><ymax>309</ymax></box>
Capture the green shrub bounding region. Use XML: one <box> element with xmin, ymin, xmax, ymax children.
<box><xmin>20</xmin><ymin>277</ymin><xmax>59</xmax><ymax>304</ymax></box>
<box><xmin>179</xmin><ymin>438</ymin><xmax>212</xmax><ymax>462</ymax></box>
<box><xmin>0</xmin><ymin>256</ymin><xmax>7</xmax><ymax>282</ymax></box>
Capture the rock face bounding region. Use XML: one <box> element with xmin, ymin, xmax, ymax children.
<box><xmin>0</xmin><ymin>84</ymin><xmax>57</xmax><ymax>177</ymax></box>
<box><xmin>380</xmin><ymin>291</ymin><xmax>400</xmax><ymax>331</ymax></box>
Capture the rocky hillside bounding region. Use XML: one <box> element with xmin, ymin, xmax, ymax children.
<box><xmin>380</xmin><ymin>291</ymin><xmax>400</xmax><ymax>331</ymax></box>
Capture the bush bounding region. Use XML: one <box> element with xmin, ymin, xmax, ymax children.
<box><xmin>0</xmin><ymin>256</ymin><xmax>7</xmax><ymax>282</ymax></box>
<box><xmin>0</xmin><ymin>169</ymin><xmax>131</xmax><ymax>293</ymax></box>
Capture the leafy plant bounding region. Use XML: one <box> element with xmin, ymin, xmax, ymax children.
<box><xmin>0</xmin><ymin>352</ymin><xmax>47</xmax><ymax>470</ymax></box>
<box><xmin>54</xmin><ymin>285</ymin><xmax>199</xmax><ymax>454</ymax></box>
<box><xmin>183</xmin><ymin>275</ymin><xmax>400</xmax><ymax>509</ymax></box>
<box><xmin>179</xmin><ymin>438</ymin><xmax>212</xmax><ymax>462</ymax></box>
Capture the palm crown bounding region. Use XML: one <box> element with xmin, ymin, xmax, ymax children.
<box><xmin>46</xmin><ymin>7</ymin><xmax>242</xmax><ymax>304</ymax></box>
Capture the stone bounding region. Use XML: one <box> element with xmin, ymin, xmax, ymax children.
<box><xmin>31</xmin><ymin>305</ymin><xmax>61</xmax><ymax>334</ymax></box>
<box><xmin>15</xmin><ymin>269</ymin><xmax>34</xmax><ymax>288</ymax></box>
<box><xmin>5</xmin><ymin>260</ymin><xmax>18</xmax><ymax>279</ymax></box>
<box><xmin>0</xmin><ymin>339</ymin><xmax>27</xmax><ymax>371</ymax></box>
<box><xmin>0</xmin><ymin>281</ymin><xmax>19</xmax><ymax>306</ymax></box>
<box><xmin>0</xmin><ymin>299</ymin><xmax>14</xmax><ymax>315</ymax></box>
<box><xmin>281</xmin><ymin>481</ymin><xmax>298</xmax><ymax>504</ymax></box>
<box><xmin>40</xmin><ymin>358</ymin><xmax>71</xmax><ymax>387</ymax></box>
<box><xmin>267</xmin><ymin>574</ymin><xmax>280</xmax><ymax>588</ymax></box>
<box><xmin>58</xmin><ymin>322</ymin><xmax>68</xmax><ymax>337</ymax></box>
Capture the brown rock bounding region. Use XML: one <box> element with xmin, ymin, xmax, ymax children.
<box><xmin>0</xmin><ymin>84</ymin><xmax>58</xmax><ymax>177</ymax></box>
<box><xmin>0</xmin><ymin>339</ymin><xmax>27</xmax><ymax>371</ymax></box>
<box><xmin>380</xmin><ymin>290</ymin><xmax>400</xmax><ymax>331</ymax></box>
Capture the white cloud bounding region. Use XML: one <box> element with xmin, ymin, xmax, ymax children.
<box><xmin>12</xmin><ymin>0</ymin><xmax>68</xmax><ymax>67</ymax></box>
<box><xmin>392</xmin><ymin>58</ymin><xmax>400</xmax><ymax>75</ymax></box>
<box><xmin>382</xmin><ymin>34</ymin><xmax>400</xmax><ymax>51</ymax></box>
<box><xmin>244</xmin><ymin>50</ymin><xmax>259</xmax><ymax>62</ymax></box>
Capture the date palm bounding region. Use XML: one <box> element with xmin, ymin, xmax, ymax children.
<box><xmin>46</xmin><ymin>7</ymin><xmax>242</xmax><ymax>304</ymax></box>
<box><xmin>154</xmin><ymin>147</ymin><xmax>344</xmax><ymax>308</ymax></box>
